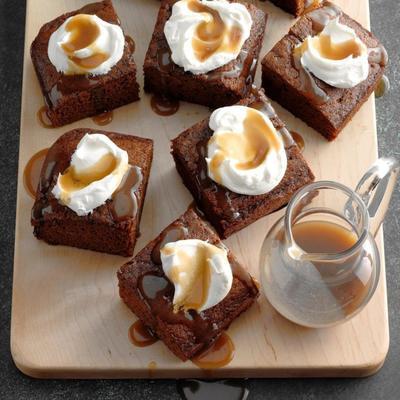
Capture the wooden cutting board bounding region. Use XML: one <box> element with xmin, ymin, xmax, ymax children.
<box><xmin>11</xmin><ymin>0</ymin><xmax>389</xmax><ymax>378</ymax></box>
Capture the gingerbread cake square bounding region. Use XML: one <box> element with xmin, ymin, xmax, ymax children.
<box><xmin>117</xmin><ymin>207</ymin><xmax>259</xmax><ymax>361</ymax></box>
<box><xmin>143</xmin><ymin>0</ymin><xmax>267</xmax><ymax>109</ymax></box>
<box><xmin>171</xmin><ymin>89</ymin><xmax>315</xmax><ymax>238</ymax></box>
<box><xmin>31</xmin><ymin>128</ymin><xmax>153</xmax><ymax>257</ymax></box>
<box><xmin>261</xmin><ymin>2</ymin><xmax>387</xmax><ymax>140</ymax></box>
<box><xmin>31</xmin><ymin>0</ymin><xmax>140</xmax><ymax>127</ymax></box>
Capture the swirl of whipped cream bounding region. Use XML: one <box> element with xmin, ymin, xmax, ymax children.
<box><xmin>48</xmin><ymin>14</ymin><xmax>125</xmax><ymax>75</ymax></box>
<box><xmin>161</xmin><ymin>239</ymin><xmax>233</xmax><ymax>312</ymax></box>
<box><xmin>164</xmin><ymin>0</ymin><xmax>252</xmax><ymax>75</ymax></box>
<box><xmin>297</xmin><ymin>17</ymin><xmax>369</xmax><ymax>88</ymax></box>
<box><xmin>52</xmin><ymin>133</ymin><xmax>129</xmax><ymax>216</ymax></box>
<box><xmin>206</xmin><ymin>106</ymin><xmax>287</xmax><ymax>196</ymax></box>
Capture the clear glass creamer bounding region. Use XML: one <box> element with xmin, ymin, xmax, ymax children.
<box><xmin>260</xmin><ymin>158</ymin><xmax>399</xmax><ymax>328</ymax></box>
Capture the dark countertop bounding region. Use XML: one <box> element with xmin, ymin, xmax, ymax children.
<box><xmin>0</xmin><ymin>1</ymin><xmax>398</xmax><ymax>399</ymax></box>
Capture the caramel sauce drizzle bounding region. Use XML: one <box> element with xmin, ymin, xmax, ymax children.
<box><xmin>92</xmin><ymin>110</ymin><xmax>114</xmax><ymax>126</ymax></box>
<box><xmin>58</xmin><ymin>153</ymin><xmax>117</xmax><ymax>203</ymax></box>
<box><xmin>307</xmin><ymin>35</ymin><xmax>362</xmax><ymax>60</ymax></box>
<box><xmin>290</xmin><ymin>131</ymin><xmax>305</xmax><ymax>152</ymax></box>
<box><xmin>304</xmin><ymin>0</ymin><xmax>322</xmax><ymax>14</ymax></box>
<box><xmin>111</xmin><ymin>165</ymin><xmax>143</xmax><ymax>221</ymax></box>
<box><xmin>192</xmin><ymin>332</ymin><xmax>235</xmax><ymax>369</ymax></box>
<box><xmin>62</xmin><ymin>14</ymin><xmax>109</xmax><ymax>72</ymax></box>
<box><xmin>161</xmin><ymin>242</ymin><xmax>223</xmax><ymax>312</ymax></box>
<box><xmin>129</xmin><ymin>320</ymin><xmax>158</xmax><ymax>347</ymax></box>
<box><xmin>37</xmin><ymin>106</ymin><xmax>55</xmax><ymax>129</ymax></box>
<box><xmin>150</xmin><ymin>94</ymin><xmax>180</xmax><ymax>116</ymax></box>
<box><xmin>208</xmin><ymin>108</ymin><xmax>280</xmax><ymax>184</ymax></box>
<box><xmin>188</xmin><ymin>0</ymin><xmax>243</xmax><ymax>62</ymax></box>
<box><xmin>23</xmin><ymin>148</ymin><xmax>49</xmax><ymax>199</ymax></box>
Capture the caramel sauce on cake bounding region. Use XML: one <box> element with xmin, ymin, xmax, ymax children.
<box><xmin>62</xmin><ymin>14</ymin><xmax>109</xmax><ymax>72</ymax></box>
<box><xmin>92</xmin><ymin>110</ymin><xmax>114</xmax><ymax>126</ymax></box>
<box><xmin>209</xmin><ymin>108</ymin><xmax>280</xmax><ymax>183</ymax></box>
<box><xmin>292</xmin><ymin>221</ymin><xmax>372</xmax><ymax>316</ymax></box>
<box><xmin>191</xmin><ymin>332</ymin><xmax>235</xmax><ymax>369</ymax></box>
<box><xmin>125</xmin><ymin>35</ymin><xmax>135</xmax><ymax>53</ymax></box>
<box><xmin>23</xmin><ymin>148</ymin><xmax>49</xmax><ymax>198</ymax></box>
<box><xmin>129</xmin><ymin>320</ymin><xmax>158</xmax><ymax>347</ymax></box>
<box><xmin>111</xmin><ymin>165</ymin><xmax>143</xmax><ymax>221</ymax></box>
<box><xmin>304</xmin><ymin>0</ymin><xmax>322</xmax><ymax>14</ymax></box>
<box><xmin>37</xmin><ymin>106</ymin><xmax>55</xmax><ymax>128</ymax></box>
<box><xmin>58</xmin><ymin>153</ymin><xmax>117</xmax><ymax>203</ymax></box>
<box><xmin>290</xmin><ymin>131</ymin><xmax>305</xmax><ymax>152</ymax></box>
<box><xmin>188</xmin><ymin>0</ymin><xmax>243</xmax><ymax>62</ymax></box>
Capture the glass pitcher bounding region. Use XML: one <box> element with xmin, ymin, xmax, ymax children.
<box><xmin>259</xmin><ymin>158</ymin><xmax>399</xmax><ymax>328</ymax></box>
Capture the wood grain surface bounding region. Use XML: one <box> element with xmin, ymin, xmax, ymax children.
<box><xmin>11</xmin><ymin>0</ymin><xmax>389</xmax><ymax>378</ymax></box>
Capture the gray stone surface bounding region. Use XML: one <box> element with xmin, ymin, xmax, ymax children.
<box><xmin>0</xmin><ymin>0</ymin><xmax>398</xmax><ymax>399</ymax></box>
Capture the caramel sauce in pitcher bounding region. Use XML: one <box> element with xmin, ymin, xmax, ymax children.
<box><xmin>292</xmin><ymin>221</ymin><xmax>372</xmax><ymax>316</ymax></box>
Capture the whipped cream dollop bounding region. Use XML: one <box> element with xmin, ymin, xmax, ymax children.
<box><xmin>48</xmin><ymin>14</ymin><xmax>125</xmax><ymax>75</ymax></box>
<box><xmin>161</xmin><ymin>239</ymin><xmax>232</xmax><ymax>312</ymax></box>
<box><xmin>52</xmin><ymin>133</ymin><xmax>129</xmax><ymax>216</ymax></box>
<box><xmin>206</xmin><ymin>105</ymin><xmax>287</xmax><ymax>196</ymax></box>
<box><xmin>164</xmin><ymin>0</ymin><xmax>252</xmax><ymax>75</ymax></box>
<box><xmin>297</xmin><ymin>17</ymin><xmax>368</xmax><ymax>88</ymax></box>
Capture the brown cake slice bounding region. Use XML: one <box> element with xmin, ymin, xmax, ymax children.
<box><xmin>143</xmin><ymin>0</ymin><xmax>267</xmax><ymax>109</ymax></box>
<box><xmin>270</xmin><ymin>0</ymin><xmax>321</xmax><ymax>17</ymax></box>
<box><xmin>117</xmin><ymin>207</ymin><xmax>259</xmax><ymax>361</ymax></box>
<box><xmin>31</xmin><ymin>0</ymin><xmax>140</xmax><ymax>127</ymax></box>
<box><xmin>261</xmin><ymin>2</ymin><xmax>387</xmax><ymax>141</ymax></box>
<box><xmin>31</xmin><ymin>128</ymin><xmax>153</xmax><ymax>257</ymax></box>
<box><xmin>171</xmin><ymin>88</ymin><xmax>315</xmax><ymax>238</ymax></box>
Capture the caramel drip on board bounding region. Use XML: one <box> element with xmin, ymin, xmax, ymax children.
<box><xmin>177</xmin><ymin>379</ymin><xmax>249</xmax><ymax>400</ymax></box>
<box><xmin>129</xmin><ymin>320</ymin><xmax>158</xmax><ymax>347</ymax></box>
<box><xmin>191</xmin><ymin>332</ymin><xmax>235</xmax><ymax>369</ymax></box>
<box><xmin>111</xmin><ymin>165</ymin><xmax>143</xmax><ymax>221</ymax></box>
<box><xmin>290</xmin><ymin>131</ymin><xmax>305</xmax><ymax>152</ymax></box>
<box><xmin>37</xmin><ymin>106</ymin><xmax>55</xmax><ymax>129</ymax></box>
<box><xmin>150</xmin><ymin>94</ymin><xmax>180</xmax><ymax>116</ymax></box>
<box><xmin>92</xmin><ymin>110</ymin><xmax>114</xmax><ymax>126</ymax></box>
<box><xmin>23</xmin><ymin>148</ymin><xmax>49</xmax><ymax>199</ymax></box>
<box><xmin>62</xmin><ymin>14</ymin><xmax>108</xmax><ymax>72</ymax></box>
<box><xmin>188</xmin><ymin>0</ymin><xmax>243</xmax><ymax>62</ymax></box>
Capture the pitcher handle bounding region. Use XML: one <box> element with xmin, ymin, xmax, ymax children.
<box><xmin>354</xmin><ymin>157</ymin><xmax>399</xmax><ymax>237</ymax></box>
